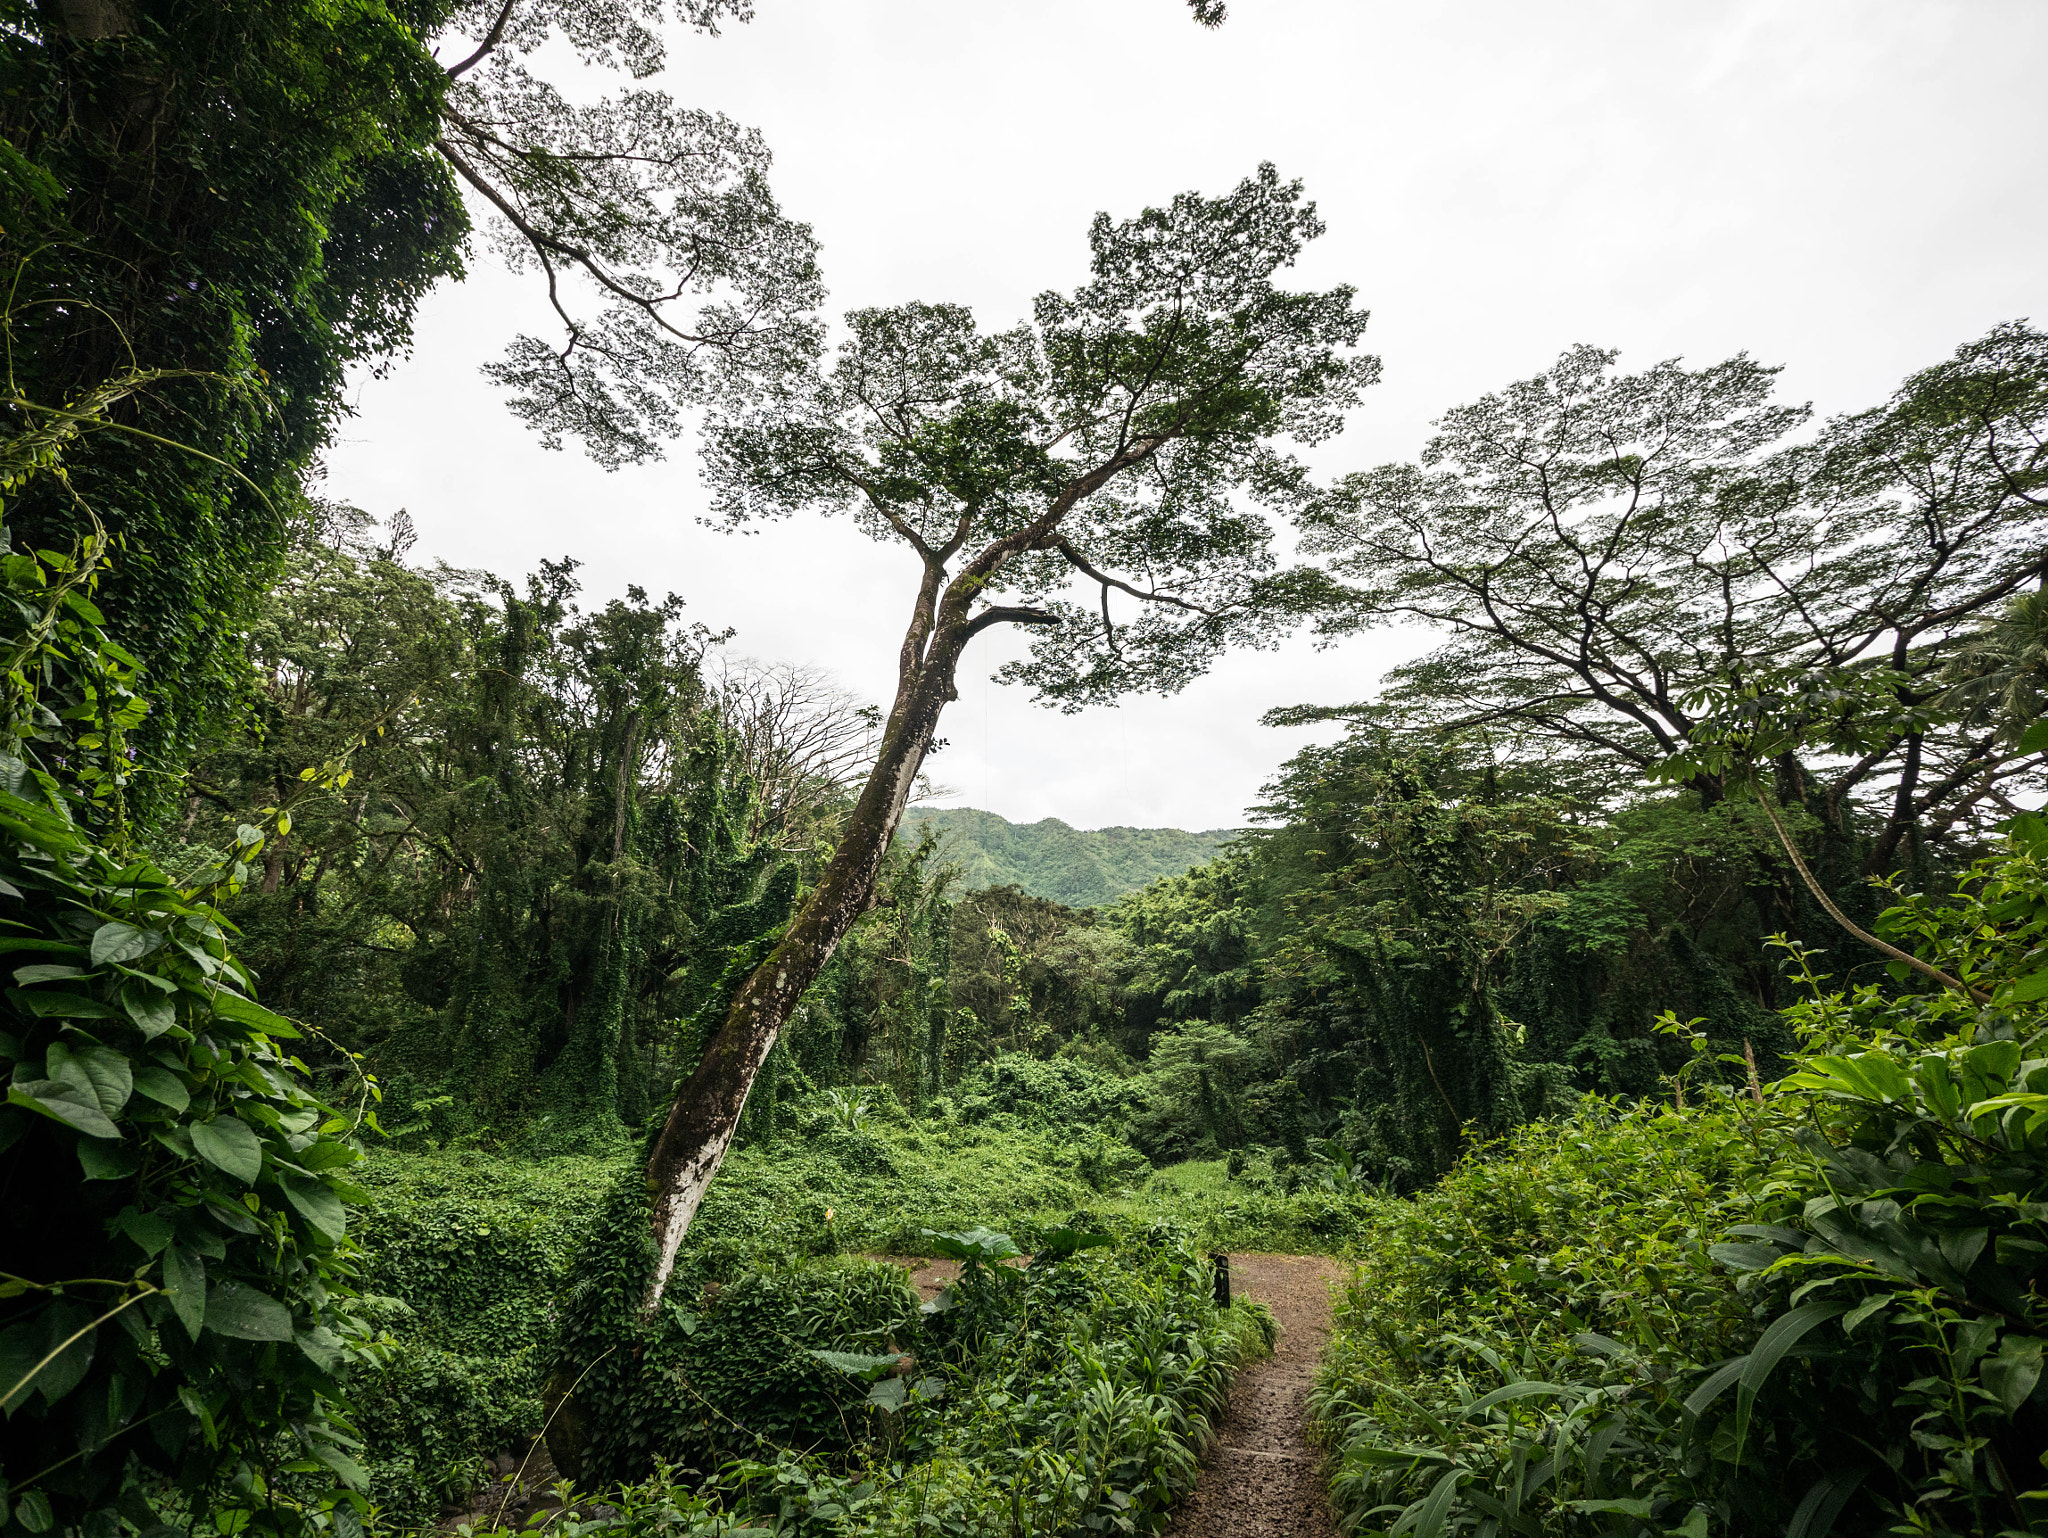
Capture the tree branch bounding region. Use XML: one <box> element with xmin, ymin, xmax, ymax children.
<box><xmin>444</xmin><ymin>0</ymin><xmax>519</xmax><ymax>79</ymax></box>
<box><xmin>1053</xmin><ymin>537</ymin><xmax>1221</xmax><ymax>617</ymax></box>
<box><xmin>1753</xmin><ymin>789</ymin><xmax>1986</xmax><ymax>1001</ymax></box>
<box><xmin>962</xmin><ymin>605</ymin><xmax>1059</xmax><ymax>642</ymax></box>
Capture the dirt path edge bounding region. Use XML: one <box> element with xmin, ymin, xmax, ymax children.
<box><xmin>1166</xmin><ymin>1252</ymin><xmax>1343</xmax><ymax>1538</ymax></box>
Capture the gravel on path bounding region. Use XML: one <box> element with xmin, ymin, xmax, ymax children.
<box><xmin>1166</xmin><ymin>1252</ymin><xmax>1344</xmax><ymax>1538</ymax></box>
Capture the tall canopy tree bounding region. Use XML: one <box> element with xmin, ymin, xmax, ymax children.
<box><xmin>637</xmin><ymin>165</ymin><xmax>1377</xmax><ymax>1305</ymax></box>
<box><xmin>4</xmin><ymin>0</ymin><xmax>1228</xmax><ymax>797</ymax></box>
<box><xmin>1290</xmin><ymin>324</ymin><xmax>2048</xmax><ymax>879</ymax></box>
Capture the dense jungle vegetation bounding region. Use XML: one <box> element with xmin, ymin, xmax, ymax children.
<box><xmin>1</xmin><ymin>4</ymin><xmax>2044</xmax><ymax>1538</ymax></box>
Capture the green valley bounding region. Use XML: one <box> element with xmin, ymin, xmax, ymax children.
<box><xmin>898</xmin><ymin>807</ymin><xmax>1234</xmax><ymax>906</ymax></box>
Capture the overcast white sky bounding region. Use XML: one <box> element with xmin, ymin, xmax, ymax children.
<box><xmin>322</xmin><ymin>0</ymin><xmax>2047</xmax><ymax>832</ymax></box>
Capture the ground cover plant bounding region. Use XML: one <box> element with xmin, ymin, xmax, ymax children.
<box><xmin>342</xmin><ymin>1098</ymin><xmax>1372</xmax><ymax>1524</ymax></box>
<box><xmin>448</xmin><ymin>1222</ymin><xmax>1274</xmax><ymax>1538</ymax></box>
<box><xmin>1311</xmin><ymin>812</ymin><xmax>2048</xmax><ymax>1537</ymax></box>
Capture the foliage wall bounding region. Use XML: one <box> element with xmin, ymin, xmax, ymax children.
<box><xmin>1312</xmin><ymin>814</ymin><xmax>2048</xmax><ymax>1536</ymax></box>
<box><xmin>0</xmin><ymin>0</ymin><xmax>466</xmax><ymax>794</ymax></box>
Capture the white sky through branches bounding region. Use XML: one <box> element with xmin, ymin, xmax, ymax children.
<box><xmin>324</xmin><ymin>0</ymin><xmax>2048</xmax><ymax>832</ymax></box>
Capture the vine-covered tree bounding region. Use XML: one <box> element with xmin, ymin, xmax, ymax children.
<box><xmin>1</xmin><ymin>0</ymin><xmax>468</xmax><ymax>781</ymax></box>
<box><xmin>4</xmin><ymin>0</ymin><xmax>1232</xmax><ymax>797</ymax></box>
<box><xmin>635</xmin><ymin>165</ymin><xmax>1377</xmax><ymax>1305</ymax></box>
<box><xmin>186</xmin><ymin>514</ymin><xmax>828</xmax><ymax>1141</ymax></box>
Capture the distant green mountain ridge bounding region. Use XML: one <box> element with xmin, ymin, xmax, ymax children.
<box><xmin>900</xmin><ymin>807</ymin><xmax>1236</xmax><ymax>907</ymax></box>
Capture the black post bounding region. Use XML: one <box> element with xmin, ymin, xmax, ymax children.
<box><xmin>1210</xmin><ymin>1252</ymin><xmax>1231</xmax><ymax>1307</ymax></box>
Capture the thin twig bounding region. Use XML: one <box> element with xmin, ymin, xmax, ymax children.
<box><xmin>1</xmin><ymin>1285</ymin><xmax>159</xmax><ymax>1416</ymax></box>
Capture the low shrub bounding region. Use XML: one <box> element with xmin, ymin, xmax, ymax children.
<box><xmin>1312</xmin><ymin>816</ymin><xmax>2048</xmax><ymax>1537</ymax></box>
<box><xmin>951</xmin><ymin>1053</ymin><xmax>1146</xmax><ymax>1133</ymax></box>
<box><xmin>833</xmin><ymin>1229</ymin><xmax>1274</xmax><ymax>1537</ymax></box>
<box><xmin>347</xmin><ymin>1154</ymin><xmax>618</xmax><ymax>1521</ymax></box>
<box><xmin>446</xmin><ymin>1224</ymin><xmax>1271</xmax><ymax>1538</ymax></box>
<box><xmin>352</xmin><ymin>1342</ymin><xmax>541</xmax><ymax>1522</ymax></box>
<box><xmin>347</xmin><ymin>1094</ymin><xmax>1367</xmax><ymax>1524</ymax></box>
<box><xmin>0</xmin><ymin>538</ymin><xmax>376</xmax><ymax>1536</ymax></box>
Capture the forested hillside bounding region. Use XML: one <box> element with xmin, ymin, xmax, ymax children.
<box><xmin>2</xmin><ymin>6</ymin><xmax>2044</xmax><ymax>1538</ymax></box>
<box><xmin>899</xmin><ymin>807</ymin><xmax>1233</xmax><ymax>905</ymax></box>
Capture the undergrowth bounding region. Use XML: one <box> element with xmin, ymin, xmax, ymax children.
<box><xmin>452</xmin><ymin>1227</ymin><xmax>1275</xmax><ymax>1537</ymax></box>
<box><xmin>1312</xmin><ymin>816</ymin><xmax>2048</xmax><ymax>1537</ymax></box>
<box><xmin>347</xmin><ymin>1111</ymin><xmax>1357</xmax><ymax>1523</ymax></box>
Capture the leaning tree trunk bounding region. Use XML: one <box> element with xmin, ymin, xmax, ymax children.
<box><xmin>638</xmin><ymin>600</ymin><xmax>965</xmax><ymax>1310</ymax></box>
<box><xmin>638</xmin><ymin>443</ymin><xmax>1150</xmax><ymax>1312</ymax></box>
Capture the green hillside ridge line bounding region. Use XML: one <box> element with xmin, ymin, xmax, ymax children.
<box><xmin>900</xmin><ymin>806</ymin><xmax>1239</xmax><ymax>907</ymax></box>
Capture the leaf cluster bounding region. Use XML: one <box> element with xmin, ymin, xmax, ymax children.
<box><xmin>0</xmin><ymin>538</ymin><xmax>383</xmax><ymax>1536</ymax></box>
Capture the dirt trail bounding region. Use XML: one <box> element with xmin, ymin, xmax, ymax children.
<box><xmin>1167</xmin><ymin>1253</ymin><xmax>1343</xmax><ymax>1538</ymax></box>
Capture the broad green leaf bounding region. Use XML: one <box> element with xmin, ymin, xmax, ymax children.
<box><xmin>90</xmin><ymin>921</ymin><xmax>161</xmax><ymax>968</ymax></box>
<box><xmin>919</xmin><ymin>1225</ymin><xmax>1021</xmax><ymax>1262</ymax></box>
<box><xmin>1964</xmin><ymin>1039</ymin><xmax>2022</xmax><ymax>1087</ymax></box>
<box><xmin>163</xmin><ymin>1247</ymin><xmax>206</xmax><ymax>1341</ymax></box>
<box><xmin>280</xmin><ymin>1178</ymin><xmax>347</xmax><ymax>1242</ymax></box>
<box><xmin>1709</xmin><ymin>1242</ymin><xmax>1783</xmax><ymax>1273</ymax></box>
<box><xmin>1460</xmin><ymin>1381</ymin><xmax>1570</xmax><ymax>1419</ymax></box>
<box><xmin>306</xmin><ymin>1443</ymin><xmax>368</xmax><ymax>1490</ymax></box>
<box><xmin>1683</xmin><ymin>1355</ymin><xmax>1750</xmax><ymax>1421</ymax></box>
<box><xmin>50</xmin><ymin>1041</ymin><xmax>131</xmax><ymax>1116</ymax></box>
<box><xmin>205</xmin><ymin>1281</ymin><xmax>293</xmax><ymax>1342</ymax></box>
<box><xmin>294</xmin><ymin>1324</ymin><xmax>348</xmax><ymax>1373</ymax></box>
<box><xmin>12</xmin><ymin>963</ymin><xmax>85</xmax><ymax>985</ymax></box>
<box><xmin>1936</xmin><ymin>1228</ymin><xmax>1988</xmax><ymax>1274</ymax></box>
<box><xmin>1409</xmin><ymin>1466</ymin><xmax>1469</xmax><ymax>1538</ymax></box>
<box><xmin>207</xmin><ymin>991</ymin><xmax>300</xmax><ymax>1038</ymax></box>
<box><xmin>296</xmin><ymin>1138</ymin><xmax>358</xmax><ymax>1173</ymax></box>
<box><xmin>1981</xmin><ymin>1333</ymin><xmax>2044</xmax><ymax>1414</ymax></box>
<box><xmin>809</xmin><ymin>1349</ymin><xmax>904</xmax><ymax>1382</ymax></box>
<box><xmin>77</xmin><ymin>1137</ymin><xmax>138</xmax><ymax>1180</ymax></box>
<box><xmin>8</xmin><ymin>1082</ymin><xmax>118</xmax><ymax>1140</ymax></box>
<box><xmin>132</xmin><ymin>1066</ymin><xmax>189</xmax><ymax>1112</ymax></box>
<box><xmin>122</xmin><ymin>984</ymin><xmax>176</xmax><ymax>1039</ymax></box>
<box><xmin>116</xmin><ymin>1209</ymin><xmax>173</xmax><ymax>1257</ymax></box>
<box><xmin>1031</xmin><ymin>1226</ymin><xmax>1114</xmax><ymax>1261</ymax></box>
<box><xmin>1914</xmin><ymin>1055</ymin><xmax>1962</xmax><ymax>1120</ymax></box>
<box><xmin>865</xmin><ymin>1376</ymin><xmax>907</xmax><ymax>1411</ymax></box>
<box><xmin>190</xmin><ymin>1117</ymin><xmax>264</xmax><ymax>1185</ymax></box>
<box><xmin>1734</xmin><ymin>1301</ymin><xmax>1849</xmax><ymax>1463</ymax></box>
